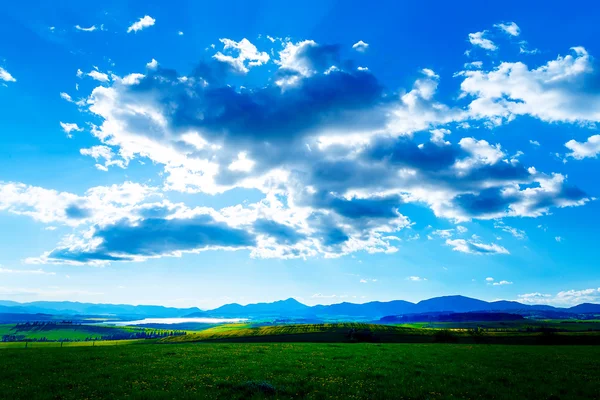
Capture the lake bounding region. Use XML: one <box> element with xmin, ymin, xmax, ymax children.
<box><xmin>100</xmin><ymin>317</ymin><xmax>247</xmax><ymax>326</ymax></box>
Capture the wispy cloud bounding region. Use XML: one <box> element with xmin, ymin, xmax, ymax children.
<box><xmin>75</xmin><ymin>25</ymin><xmax>97</xmax><ymax>32</ymax></box>
<box><xmin>446</xmin><ymin>239</ymin><xmax>509</xmax><ymax>255</ymax></box>
<box><xmin>494</xmin><ymin>22</ymin><xmax>520</xmax><ymax>36</ymax></box>
<box><xmin>0</xmin><ymin>267</ymin><xmax>55</xmax><ymax>275</ymax></box>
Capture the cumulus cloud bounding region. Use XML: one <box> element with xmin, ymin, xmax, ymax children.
<box><xmin>468</xmin><ymin>31</ymin><xmax>497</xmax><ymax>51</ymax></box>
<box><xmin>213</xmin><ymin>38</ymin><xmax>269</xmax><ymax>73</ymax></box>
<box><xmin>352</xmin><ymin>40</ymin><xmax>369</xmax><ymax>52</ymax></box>
<box><xmin>494</xmin><ymin>22</ymin><xmax>520</xmax><ymax>36</ymax></box>
<box><xmin>146</xmin><ymin>59</ymin><xmax>158</xmax><ymax>69</ymax></box>
<box><xmin>127</xmin><ymin>15</ymin><xmax>155</xmax><ymax>33</ymax></box>
<box><xmin>492</xmin><ymin>280</ymin><xmax>513</xmax><ymax>286</ymax></box>
<box><xmin>0</xmin><ymin>67</ymin><xmax>16</xmax><ymax>83</ymax></box>
<box><xmin>7</xmin><ymin>34</ymin><xmax>595</xmax><ymax>263</ymax></box>
<box><xmin>458</xmin><ymin>47</ymin><xmax>600</xmax><ymax>125</ymax></box>
<box><xmin>530</xmin><ymin>140</ymin><xmax>540</xmax><ymax>146</ymax></box>
<box><xmin>565</xmin><ymin>135</ymin><xmax>600</xmax><ymax>160</ymax></box>
<box><xmin>446</xmin><ymin>238</ymin><xmax>509</xmax><ymax>255</ymax></box>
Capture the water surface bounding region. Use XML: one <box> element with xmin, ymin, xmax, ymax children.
<box><xmin>101</xmin><ymin>317</ymin><xmax>247</xmax><ymax>326</ymax></box>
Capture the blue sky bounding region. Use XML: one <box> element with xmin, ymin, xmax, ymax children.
<box><xmin>1</xmin><ymin>0</ymin><xmax>599</xmax><ymax>309</ymax></box>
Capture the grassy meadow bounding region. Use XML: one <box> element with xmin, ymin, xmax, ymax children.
<box><xmin>160</xmin><ymin>322</ymin><xmax>600</xmax><ymax>345</ymax></box>
<box><xmin>0</xmin><ymin>322</ymin><xmax>186</xmax><ymax>343</ymax></box>
<box><xmin>1</xmin><ymin>342</ymin><xmax>599</xmax><ymax>399</ymax></box>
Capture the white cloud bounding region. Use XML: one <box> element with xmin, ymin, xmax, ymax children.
<box><xmin>430</xmin><ymin>128</ymin><xmax>451</xmax><ymax>144</ymax></box>
<box><xmin>432</xmin><ymin>229</ymin><xmax>454</xmax><ymax>238</ymax></box>
<box><xmin>518</xmin><ymin>288</ymin><xmax>600</xmax><ymax>306</ymax></box>
<box><xmin>494</xmin><ymin>221</ymin><xmax>526</xmax><ymax>239</ymax></box>
<box><xmin>311</xmin><ymin>293</ymin><xmax>345</xmax><ymax>299</ymax></box>
<box><xmin>494</xmin><ymin>22</ymin><xmax>520</xmax><ymax>36</ymax></box>
<box><xmin>0</xmin><ymin>67</ymin><xmax>16</xmax><ymax>83</ymax></box>
<box><xmin>146</xmin><ymin>59</ymin><xmax>158</xmax><ymax>69</ymax></box>
<box><xmin>565</xmin><ymin>135</ymin><xmax>600</xmax><ymax>160</ymax></box>
<box><xmin>406</xmin><ymin>276</ymin><xmax>427</xmax><ymax>281</ymax></box>
<box><xmin>178</xmin><ymin>31</ymin><xmax>184</xmax><ymax>36</ymax></box>
<box><xmin>529</xmin><ymin>140</ymin><xmax>540</xmax><ymax>146</ymax></box>
<box><xmin>213</xmin><ymin>38</ymin><xmax>269</xmax><ymax>73</ymax></box>
<box><xmin>486</xmin><ymin>277</ymin><xmax>494</xmax><ymax>282</ymax></box>
<box><xmin>519</xmin><ymin>41</ymin><xmax>539</xmax><ymax>55</ymax></box>
<box><xmin>0</xmin><ymin>287</ymin><xmax>103</xmax><ymax>299</ymax></box>
<box><xmin>352</xmin><ymin>40</ymin><xmax>369</xmax><ymax>52</ymax></box>
<box><xmin>468</xmin><ymin>31</ymin><xmax>497</xmax><ymax>51</ymax></box>
<box><xmin>80</xmin><ymin>145</ymin><xmax>126</xmax><ymax>171</ymax></box>
<box><xmin>359</xmin><ymin>278</ymin><xmax>377</xmax><ymax>283</ymax></box>
<box><xmin>30</xmin><ymin>35</ymin><xmax>592</xmax><ymax>263</ymax></box>
<box><xmin>127</xmin><ymin>15</ymin><xmax>155</xmax><ymax>33</ymax></box>
<box><xmin>0</xmin><ymin>267</ymin><xmax>55</xmax><ymax>275</ymax></box>
<box><xmin>459</xmin><ymin>47</ymin><xmax>600</xmax><ymax>125</ymax></box>
<box><xmin>75</xmin><ymin>25</ymin><xmax>97</xmax><ymax>32</ymax></box>
<box><xmin>446</xmin><ymin>238</ymin><xmax>509</xmax><ymax>255</ymax></box>
<box><xmin>0</xmin><ymin>181</ymin><xmax>159</xmax><ymax>228</ymax></box>
<box><xmin>87</xmin><ymin>70</ymin><xmax>110</xmax><ymax>82</ymax></box>
<box><xmin>555</xmin><ymin>236</ymin><xmax>563</xmax><ymax>242</ymax></box>
<box><xmin>59</xmin><ymin>122</ymin><xmax>83</xmax><ymax>138</ymax></box>
<box><xmin>493</xmin><ymin>280</ymin><xmax>513</xmax><ymax>286</ymax></box>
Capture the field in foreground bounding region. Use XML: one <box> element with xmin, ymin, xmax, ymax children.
<box><xmin>1</xmin><ymin>343</ymin><xmax>599</xmax><ymax>400</ymax></box>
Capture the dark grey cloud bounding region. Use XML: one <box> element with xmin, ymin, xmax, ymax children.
<box><xmin>253</xmin><ymin>219</ymin><xmax>305</xmax><ymax>245</ymax></box>
<box><xmin>48</xmin><ymin>214</ymin><xmax>255</xmax><ymax>262</ymax></box>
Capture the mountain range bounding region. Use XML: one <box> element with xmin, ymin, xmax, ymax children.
<box><xmin>1</xmin><ymin>296</ymin><xmax>598</xmax><ymax>320</ymax></box>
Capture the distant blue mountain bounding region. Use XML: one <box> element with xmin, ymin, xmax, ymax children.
<box><xmin>1</xmin><ymin>296</ymin><xmax>598</xmax><ymax>320</ymax></box>
<box><xmin>568</xmin><ymin>303</ymin><xmax>600</xmax><ymax>314</ymax></box>
<box><xmin>197</xmin><ymin>298</ymin><xmax>310</xmax><ymax>317</ymax></box>
<box><xmin>0</xmin><ymin>301</ymin><xmax>202</xmax><ymax>318</ymax></box>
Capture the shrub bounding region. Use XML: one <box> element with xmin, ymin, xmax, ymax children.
<box><xmin>240</xmin><ymin>380</ymin><xmax>277</xmax><ymax>396</ymax></box>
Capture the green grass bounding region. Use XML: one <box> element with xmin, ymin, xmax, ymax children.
<box><xmin>397</xmin><ymin>319</ymin><xmax>600</xmax><ymax>331</ymax></box>
<box><xmin>0</xmin><ymin>323</ymin><xmax>187</xmax><ymax>342</ymax></box>
<box><xmin>163</xmin><ymin>323</ymin><xmax>419</xmax><ymax>343</ymax></box>
<box><xmin>0</xmin><ymin>342</ymin><xmax>598</xmax><ymax>399</ymax></box>
<box><xmin>0</xmin><ymin>339</ymin><xmax>149</xmax><ymax>349</ymax></box>
<box><xmin>160</xmin><ymin>322</ymin><xmax>600</xmax><ymax>345</ymax></box>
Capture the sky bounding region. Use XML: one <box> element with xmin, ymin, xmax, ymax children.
<box><xmin>0</xmin><ymin>0</ymin><xmax>599</xmax><ymax>310</ymax></box>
